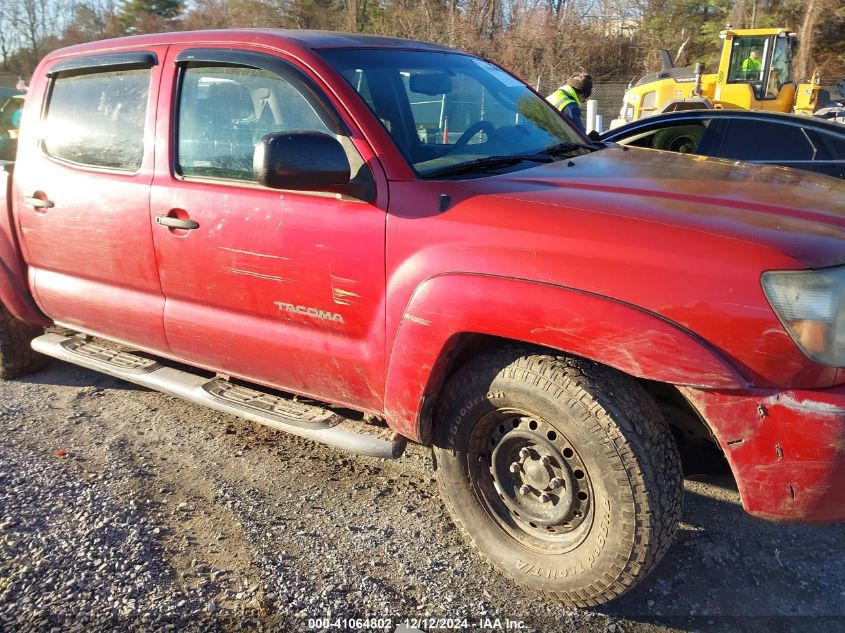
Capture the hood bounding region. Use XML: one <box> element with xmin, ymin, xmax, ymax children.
<box><xmin>457</xmin><ymin>145</ymin><xmax>845</xmax><ymax>269</ymax></box>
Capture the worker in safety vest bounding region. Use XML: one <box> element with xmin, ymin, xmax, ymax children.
<box><xmin>742</xmin><ymin>50</ymin><xmax>762</xmax><ymax>78</ymax></box>
<box><xmin>546</xmin><ymin>73</ymin><xmax>593</xmax><ymax>133</ymax></box>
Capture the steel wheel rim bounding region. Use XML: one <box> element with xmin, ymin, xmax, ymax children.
<box><xmin>668</xmin><ymin>134</ymin><xmax>699</xmax><ymax>153</ymax></box>
<box><xmin>468</xmin><ymin>408</ymin><xmax>595</xmax><ymax>553</ymax></box>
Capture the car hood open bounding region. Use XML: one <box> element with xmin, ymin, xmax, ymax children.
<box><xmin>457</xmin><ymin>145</ymin><xmax>845</xmax><ymax>269</ymax></box>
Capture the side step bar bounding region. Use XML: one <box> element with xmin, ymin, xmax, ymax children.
<box><xmin>32</xmin><ymin>333</ymin><xmax>407</xmax><ymax>459</ymax></box>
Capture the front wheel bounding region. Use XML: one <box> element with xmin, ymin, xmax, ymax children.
<box><xmin>433</xmin><ymin>348</ymin><xmax>682</xmax><ymax>606</ymax></box>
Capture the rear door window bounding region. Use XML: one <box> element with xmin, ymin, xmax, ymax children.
<box><xmin>719</xmin><ymin>119</ymin><xmax>839</xmax><ymax>178</ymax></box>
<box><xmin>43</xmin><ymin>68</ymin><xmax>150</xmax><ymax>170</ymax></box>
<box><xmin>720</xmin><ymin>120</ymin><xmax>816</xmax><ymax>161</ymax></box>
<box><xmin>719</xmin><ymin>119</ymin><xmax>838</xmax><ymax>176</ymax></box>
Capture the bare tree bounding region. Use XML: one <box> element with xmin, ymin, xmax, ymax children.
<box><xmin>0</xmin><ymin>3</ymin><xmax>23</xmax><ymax>72</ymax></box>
<box><xmin>183</xmin><ymin>0</ymin><xmax>231</xmax><ymax>30</ymax></box>
<box><xmin>796</xmin><ymin>0</ymin><xmax>822</xmax><ymax>81</ymax></box>
<box><xmin>674</xmin><ymin>28</ymin><xmax>690</xmax><ymax>65</ymax></box>
<box><xmin>15</xmin><ymin>0</ymin><xmax>65</xmax><ymax>69</ymax></box>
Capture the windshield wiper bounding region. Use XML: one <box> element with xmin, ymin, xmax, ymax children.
<box><xmin>424</xmin><ymin>154</ymin><xmax>553</xmax><ymax>179</ymax></box>
<box><xmin>536</xmin><ymin>141</ymin><xmax>599</xmax><ymax>157</ymax></box>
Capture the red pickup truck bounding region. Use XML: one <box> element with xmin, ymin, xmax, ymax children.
<box><xmin>2</xmin><ymin>29</ymin><xmax>845</xmax><ymax>607</ymax></box>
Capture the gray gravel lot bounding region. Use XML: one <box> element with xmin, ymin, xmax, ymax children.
<box><xmin>1</xmin><ymin>360</ymin><xmax>844</xmax><ymax>632</ymax></box>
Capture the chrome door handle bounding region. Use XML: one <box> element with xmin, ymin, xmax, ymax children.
<box><xmin>155</xmin><ymin>215</ymin><xmax>199</xmax><ymax>230</ymax></box>
<box><xmin>24</xmin><ymin>196</ymin><xmax>54</xmax><ymax>209</ymax></box>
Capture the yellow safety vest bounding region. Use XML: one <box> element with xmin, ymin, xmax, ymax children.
<box><xmin>742</xmin><ymin>57</ymin><xmax>762</xmax><ymax>74</ymax></box>
<box><xmin>547</xmin><ymin>85</ymin><xmax>581</xmax><ymax>112</ymax></box>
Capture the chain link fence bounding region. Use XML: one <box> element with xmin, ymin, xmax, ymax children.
<box><xmin>537</xmin><ymin>77</ymin><xmax>631</xmax><ymax>133</ymax></box>
<box><xmin>586</xmin><ymin>81</ymin><xmax>631</xmax><ymax>131</ymax></box>
<box><xmin>821</xmin><ymin>84</ymin><xmax>844</xmax><ymax>101</ymax></box>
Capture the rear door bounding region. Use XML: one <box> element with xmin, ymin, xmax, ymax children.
<box><xmin>13</xmin><ymin>50</ymin><xmax>170</xmax><ymax>353</ymax></box>
<box><xmin>150</xmin><ymin>45</ymin><xmax>388</xmax><ymax>412</ymax></box>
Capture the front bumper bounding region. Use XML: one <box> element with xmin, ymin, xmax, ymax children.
<box><xmin>680</xmin><ymin>384</ymin><xmax>845</xmax><ymax>524</ymax></box>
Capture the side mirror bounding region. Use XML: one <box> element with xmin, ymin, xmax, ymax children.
<box><xmin>254</xmin><ymin>131</ymin><xmax>351</xmax><ymax>192</ymax></box>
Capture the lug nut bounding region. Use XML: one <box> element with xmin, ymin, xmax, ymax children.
<box><xmin>509</xmin><ymin>462</ymin><xmax>521</xmax><ymax>474</ymax></box>
<box><xmin>539</xmin><ymin>493</ymin><xmax>551</xmax><ymax>503</ymax></box>
<box><xmin>519</xmin><ymin>485</ymin><xmax>531</xmax><ymax>495</ymax></box>
<box><xmin>549</xmin><ymin>477</ymin><xmax>565</xmax><ymax>490</ymax></box>
<box><xmin>519</xmin><ymin>447</ymin><xmax>531</xmax><ymax>459</ymax></box>
<box><xmin>540</xmin><ymin>455</ymin><xmax>552</xmax><ymax>467</ymax></box>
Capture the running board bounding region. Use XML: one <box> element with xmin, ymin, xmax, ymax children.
<box><xmin>32</xmin><ymin>333</ymin><xmax>406</xmax><ymax>459</ymax></box>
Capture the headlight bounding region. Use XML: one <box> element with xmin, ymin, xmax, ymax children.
<box><xmin>624</xmin><ymin>105</ymin><xmax>635</xmax><ymax>122</ymax></box>
<box><xmin>762</xmin><ymin>266</ymin><xmax>845</xmax><ymax>366</ymax></box>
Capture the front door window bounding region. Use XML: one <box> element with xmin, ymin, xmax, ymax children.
<box><xmin>177</xmin><ymin>65</ymin><xmax>332</xmax><ymax>182</ymax></box>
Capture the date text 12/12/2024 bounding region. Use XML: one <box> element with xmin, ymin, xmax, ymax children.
<box><xmin>307</xmin><ymin>617</ymin><xmax>528</xmax><ymax>630</ymax></box>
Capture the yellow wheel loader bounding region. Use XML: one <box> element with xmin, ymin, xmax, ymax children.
<box><xmin>612</xmin><ymin>27</ymin><xmax>845</xmax><ymax>128</ymax></box>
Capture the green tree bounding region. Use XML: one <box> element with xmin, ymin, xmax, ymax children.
<box><xmin>637</xmin><ymin>0</ymin><xmax>731</xmax><ymax>71</ymax></box>
<box><xmin>117</xmin><ymin>0</ymin><xmax>183</xmax><ymax>33</ymax></box>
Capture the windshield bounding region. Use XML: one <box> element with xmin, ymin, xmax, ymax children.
<box><xmin>319</xmin><ymin>49</ymin><xmax>587</xmax><ymax>178</ymax></box>
<box><xmin>728</xmin><ymin>36</ymin><xmax>771</xmax><ymax>83</ymax></box>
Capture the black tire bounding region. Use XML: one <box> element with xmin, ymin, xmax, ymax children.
<box><xmin>652</xmin><ymin>125</ymin><xmax>703</xmax><ymax>153</ymax></box>
<box><xmin>433</xmin><ymin>347</ymin><xmax>682</xmax><ymax>606</ymax></box>
<box><xmin>0</xmin><ymin>302</ymin><xmax>45</xmax><ymax>379</ymax></box>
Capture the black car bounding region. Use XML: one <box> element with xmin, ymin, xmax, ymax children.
<box><xmin>600</xmin><ymin>109</ymin><xmax>845</xmax><ymax>179</ymax></box>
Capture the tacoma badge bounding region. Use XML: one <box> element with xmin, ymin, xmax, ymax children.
<box><xmin>273</xmin><ymin>301</ymin><xmax>345</xmax><ymax>324</ymax></box>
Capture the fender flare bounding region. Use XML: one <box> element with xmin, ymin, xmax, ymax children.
<box><xmin>0</xmin><ymin>170</ymin><xmax>48</xmax><ymax>326</ymax></box>
<box><xmin>0</xmin><ymin>248</ymin><xmax>46</xmax><ymax>325</ymax></box>
<box><xmin>384</xmin><ymin>273</ymin><xmax>747</xmax><ymax>442</ymax></box>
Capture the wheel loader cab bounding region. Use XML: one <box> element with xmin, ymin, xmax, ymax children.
<box><xmin>719</xmin><ymin>30</ymin><xmax>796</xmax><ymax>111</ymax></box>
<box><xmin>611</xmin><ymin>27</ymin><xmax>805</xmax><ymax>128</ymax></box>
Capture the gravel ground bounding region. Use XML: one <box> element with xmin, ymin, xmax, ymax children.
<box><xmin>1</xmin><ymin>359</ymin><xmax>844</xmax><ymax>632</ymax></box>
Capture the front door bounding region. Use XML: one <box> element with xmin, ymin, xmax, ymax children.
<box><xmin>150</xmin><ymin>46</ymin><xmax>387</xmax><ymax>412</ymax></box>
<box><xmin>13</xmin><ymin>48</ymin><xmax>170</xmax><ymax>353</ymax></box>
